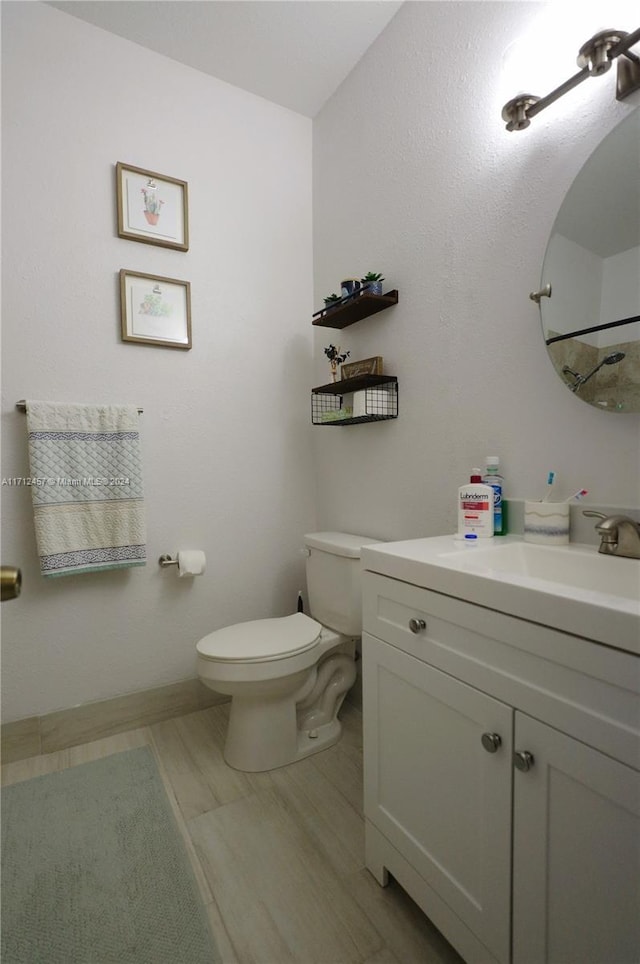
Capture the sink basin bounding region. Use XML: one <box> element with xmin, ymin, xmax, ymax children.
<box><xmin>361</xmin><ymin>535</ymin><xmax>640</xmax><ymax>654</ymax></box>
<box><xmin>437</xmin><ymin>541</ymin><xmax>640</xmax><ymax>603</ymax></box>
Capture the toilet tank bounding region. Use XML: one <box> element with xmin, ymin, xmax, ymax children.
<box><xmin>304</xmin><ymin>532</ymin><xmax>381</xmax><ymax>635</ymax></box>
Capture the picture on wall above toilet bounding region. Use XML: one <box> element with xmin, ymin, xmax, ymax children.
<box><xmin>119</xmin><ymin>269</ymin><xmax>192</xmax><ymax>350</ymax></box>
<box><xmin>116</xmin><ymin>162</ymin><xmax>189</xmax><ymax>251</ymax></box>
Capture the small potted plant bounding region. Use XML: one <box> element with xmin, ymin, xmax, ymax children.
<box><xmin>361</xmin><ymin>272</ymin><xmax>385</xmax><ymax>296</ymax></box>
<box><xmin>324</xmin><ymin>344</ymin><xmax>350</xmax><ymax>382</ymax></box>
<box><xmin>323</xmin><ymin>293</ymin><xmax>341</xmax><ymax>313</ymax></box>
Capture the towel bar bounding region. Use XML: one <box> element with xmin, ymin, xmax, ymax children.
<box><xmin>16</xmin><ymin>400</ymin><xmax>143</xmax><ymax>413</ymax></box>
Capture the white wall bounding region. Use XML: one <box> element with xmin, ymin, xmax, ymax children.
<box><xmin>313</xmin><ymin>1</ymin><xmax>640</xmax><ymax>539</ymax></box>
<box><xmin>542</xmin><ymin>237</ymin><xmax>640</xmax><ymax>347</ymax></box>
<box><xmin>543</xmin><ymin>234</ymin><xmax>603</xmax><ymax>345</ymax></box>
<box><xmin>600</xmin><ymin>247</ymin><xmax>640</xmax><ymax>345</ymax></box>
<box><xmin>3</xmin><ymin>1</ymin><xmax>640</xmax><ymax>724</ymax></box>
<box><xmin>1</xmin><ymin>2</ymin><xmax>315</xmax><ymax>721</ymax></box>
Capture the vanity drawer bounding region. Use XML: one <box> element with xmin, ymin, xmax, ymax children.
<box><xmin>362</xmin><ymin>571</ymin><xmax>640</xmax><ymax>770</ymax></box>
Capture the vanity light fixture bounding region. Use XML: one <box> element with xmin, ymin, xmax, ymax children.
<box><xmin>502</xmin><ymin>27</ymin><xmax>640</xmax><ymax>131</ymax></box>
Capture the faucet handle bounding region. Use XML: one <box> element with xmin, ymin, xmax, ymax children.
<box><xmin>582</xmin><ymin>510</ymin><xmax>617</xmax><ymax>553</ymax></box>
<box><xmin>582</xmin><ymin>511</ymin><xmax>640</xmax><ymax>558</ymax></box>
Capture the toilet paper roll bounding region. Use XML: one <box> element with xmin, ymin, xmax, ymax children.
<box><xmin>177</xmin><ymin>550</ymin><xmax>206</xmax><ymax>577</ymax></box>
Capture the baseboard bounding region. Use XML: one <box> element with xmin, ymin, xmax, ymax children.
<box><xmin>1</xmin><ymin>679</ymin><xmax>227</xmax><ymax>764</ymax></box>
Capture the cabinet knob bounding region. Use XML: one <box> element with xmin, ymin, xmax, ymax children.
<box><xmin>408</xmin><ymin>618</ymin><xmax>426</xmax><ymax>634</ymax></box>
<box><xmin>514</xmin><ymin>750</ymin><xmax>535</xmax><ymax>772</ymax></box>
<box><xmin>481</xmin><ymin>732</ymin><xmax>502</xmax><ymax>753</ymax></box>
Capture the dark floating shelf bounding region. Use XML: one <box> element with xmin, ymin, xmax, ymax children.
<box><xmin>312</xmin><ymin>373</ymin><xmax>397</xmax><ymax>395</ymax></box>
<box><xmin>312</xmin><ymin>289</ymin><xmax>399</xmax><ymax>330</ymax></box>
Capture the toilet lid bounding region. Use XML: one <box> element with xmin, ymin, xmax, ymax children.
<box><xmin>196</xmin><ymin>612</ymin><xmax>322</xmax><ymax>663</ymax></box>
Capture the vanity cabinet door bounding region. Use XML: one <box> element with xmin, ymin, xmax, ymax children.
<box><xmin>512</xmin><ymin>712</ymin><xmax>640</xmax><ymax>964</ymax></box>
<box><xmin>363</xmin><ymin>633</ymin><xmax>513</xmax><ymax>964</ymax></box>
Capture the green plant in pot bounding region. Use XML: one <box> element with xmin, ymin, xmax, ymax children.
<box><xmin>324</xmin><ymin>344</ymin><xmax>350</xmax><ymax>382</ymax></box>
<box><xmin>323</xmin><ymin>293</ymin><xmax>341</xmax><ymax>312</ymax></box>
<box><xmin>361</xmin><ymin>272</ymin><xmax>385</xmax><ymax>296</ymax></box>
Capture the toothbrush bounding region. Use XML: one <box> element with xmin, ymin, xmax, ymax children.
<box><xmin>542</xmin><ymin>471</ymin><xmax>555</xmax><ymax>501</ymax></box>
<box><xmin>564</xmin><ymin>488</ymin><xmax>588</xmax><ymax>503</ymax></box>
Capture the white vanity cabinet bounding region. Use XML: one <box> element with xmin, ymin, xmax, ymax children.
<box><xmin>363</xmin><ymin>631</ymin><xmax>513</xmax><ymax>964</ymax></box>
<box><xmin>512</xmin><ymin>713</ymin><xmax>640</xmax><ymax>964</ymax></box>
<box><xmin>362</xmin><ymin>570</ymin><xmax>640</xmax><ymax>964</ymax></box>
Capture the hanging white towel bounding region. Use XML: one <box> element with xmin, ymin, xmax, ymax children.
<box><xmin>25</xmin><ymin>401</ymin><xmax>146</xmax><ymax>577</ymax></box>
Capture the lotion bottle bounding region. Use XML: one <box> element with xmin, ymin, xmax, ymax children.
<box><xmin>458</xmin><ymin>468</ymin><xmax>494</xmax><ymax>538</ymax></box>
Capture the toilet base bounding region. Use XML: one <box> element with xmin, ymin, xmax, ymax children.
<box><xmin>223</xmin><ymin>690</ymin><xmax>344</xmax><ymax>772</ymax></box>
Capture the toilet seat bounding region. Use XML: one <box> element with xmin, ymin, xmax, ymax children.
<box><xmin>196</xmin><ymin>612</ymin><xmax>322</xmax><ymax>664</ymax></box>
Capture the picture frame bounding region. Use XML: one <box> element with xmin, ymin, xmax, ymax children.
<box><xmin>116</xmin><ymin>162</ymin><xmax>189</xmax><ymax>251</ymax></box>
<box><xmin>119</xmin><ymin>270</ymin><xmax>192</xmax><ymax>350</ymax></box>
<box><xmin>341</xmin><ymin>356</ymin><xmax>383</xmax><ymax>379</ymax></box>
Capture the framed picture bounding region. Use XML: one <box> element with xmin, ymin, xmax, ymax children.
<box><xmin>119</xmin><ymin>270</ymin><xmax>192</xmax><ymax>350</ymax></box>
<box><xmin>341</xmin><ymin>356</ymin><xmax>383</xmax><ymax>379</ymax></box>
<box><xmin>116</xmin><ymin>162</ymin><xmax>189</xmax><ymax>251</ymax></box>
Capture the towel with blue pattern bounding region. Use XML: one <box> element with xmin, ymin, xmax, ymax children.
<box><xmin>26</xmin><ymin>401</ymin><xmax>146</xmax><ymax>577</ymax></box>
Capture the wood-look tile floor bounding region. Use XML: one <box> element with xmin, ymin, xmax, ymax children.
<box><xmin>2</xmin><ymin>701</ymin><xmax>464</xmax><ymax>964</ymax></box>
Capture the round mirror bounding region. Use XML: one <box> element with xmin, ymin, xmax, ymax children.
<box><xmin>538</xmin><ymin>109</ymin><xmax>639</xmax><ymax>412</ymax></box>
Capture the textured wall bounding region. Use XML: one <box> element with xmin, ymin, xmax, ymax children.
<box><xmin>1</xmin><ymin>2</ymin><xmax>315</xmax><ymax>721</ymax></box>
<box><xmin>3</xmin><ymin>1</ymin><xmax>639</xmax><ymax>723</ymax></box>
<box><xmin>312</xmin><ymin>1</ymin><xmax>639</xmax><ymax>540</ymax></box>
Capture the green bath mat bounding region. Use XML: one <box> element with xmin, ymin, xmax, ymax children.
<box><xmin>1</xmin><ymin>746</ymin><xmax>220</xmax><ymax>964</ymax></box>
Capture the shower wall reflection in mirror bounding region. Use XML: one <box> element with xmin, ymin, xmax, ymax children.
<box><xmin>539</xmin><ymin>109</ymin><xmax>640</xmax><ymax>412</ymax></box>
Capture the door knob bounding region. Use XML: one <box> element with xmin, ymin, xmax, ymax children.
<box><xmin>408</xmin><ymin>618</ymin><xmax>426</xmax><ymax>634</ymax></box>
<box><xmin>514</xmin><ymin>750</ymin><xmax>535</xmax><ymax>772</ymax></box>
<box><xmin>481</xmin><ymin>732</ymin><xmax>502</xmax><ymax>753</ymax></box>
<box><xmin>1</xmin><ymin>566</ymin><xmax>22</xmax><ymax>602</ymax></box>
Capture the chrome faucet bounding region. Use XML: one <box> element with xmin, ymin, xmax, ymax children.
<box><xmin>583</xmin><ymin>511</ymin><xmax>640</xmax><ymax>559</ymax></box>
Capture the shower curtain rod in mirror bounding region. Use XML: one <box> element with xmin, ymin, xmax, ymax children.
<box><xmin>545</xmin><ymin>315</ymin><xmax>640</xmax><ymax>347</ymax></box>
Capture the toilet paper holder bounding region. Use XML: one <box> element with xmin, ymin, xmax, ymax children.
<box><xmin>159</xmin><ymin>554</ymin><xmax>178</xmax><ymax>568</ymax></box>
<box><xmin>159</xmin><ymin>550</ymin><xmax>206</xmax><ymax>576</ymax></box>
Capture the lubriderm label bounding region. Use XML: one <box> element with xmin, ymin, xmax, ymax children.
<box><xmin>460</xmin><ymin>490</ymin><xmax>491</xmax><ymax>507</ymax></box>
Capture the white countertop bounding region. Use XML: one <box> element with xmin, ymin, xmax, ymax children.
<box><xmin>361</xmin><ymin>535</ymin><xmax>640</xmax><ymax>655</ymax></box>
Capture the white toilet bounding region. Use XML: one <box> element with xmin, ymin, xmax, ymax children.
<box><xmin>196</xmin><ymin>531</ymin><xmax>379</xmax><ymax>772</ymax></box>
